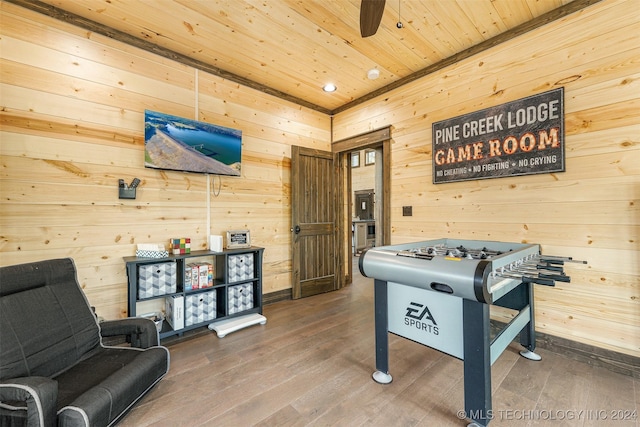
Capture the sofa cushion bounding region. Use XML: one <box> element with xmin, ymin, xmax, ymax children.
<box><xmin>55</xmin><ymin>345</ymin><xmax>169</xmax><ymax>426</ymax></box>
<box><xmin>0</xmin><ymin>259</ymin><xmax>100</xmax><ymax>380</ymax></box>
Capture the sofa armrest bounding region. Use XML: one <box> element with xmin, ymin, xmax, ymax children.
<box><xmin>100</xmin><ymin>318</ymin><xmax>159</xmax><ymax>348</ymax></box>
<box><xmin>0</xmin><ymin>376</ymin><xmax>58</xmax><ymax>427</ymax></box>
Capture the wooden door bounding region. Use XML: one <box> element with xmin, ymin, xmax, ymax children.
<box><xmin>291</xmin><ymin>146</ymin><xmax>338</xmax><ymax>299</ymax></box>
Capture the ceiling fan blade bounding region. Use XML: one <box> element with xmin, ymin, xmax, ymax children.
<box><xmin>360</xmin><ymin>0</ymin><xmax>386</xmax><ymax>37</ymax></box>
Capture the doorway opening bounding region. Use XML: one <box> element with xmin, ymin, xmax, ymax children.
<box><xmin>332</xmin><ymin>127</ymin><xmax>391</xmax><ymax>285</ymax></box>
<box><xmin>353</xmin><ymin>188</ymin><xmax>375</xmax><ymax>255</ymax></box>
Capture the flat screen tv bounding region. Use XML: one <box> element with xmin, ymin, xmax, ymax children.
<box><xmin>144</xmin><ymin>110</ymin><xmax>242</xmax><ymax>176</ymax></box>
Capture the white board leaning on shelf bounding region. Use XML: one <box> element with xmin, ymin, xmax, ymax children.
<box><xmin>226</xmin><ymin>230</ymin><xmax>251</xmax><ymax>249</ymax></box>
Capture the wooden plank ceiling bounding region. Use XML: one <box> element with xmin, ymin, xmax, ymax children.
<box><xmin>10</xmin><ymin>0</ymin><xmax>598</xmax><ymax>114</ymax></box>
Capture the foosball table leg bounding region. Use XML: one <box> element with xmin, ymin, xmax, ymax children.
<box><xmin>496</xmin><ymin>281</ymin><xmax>543</xmax><ymax>362</ymax></box>
<box><xmin>518</xmin><ymin>282</ymin><xmax>542</xmax><ymax>361</ymax></box>
<box><xmin>520</xmin><ymin>349</ymin><xmax>542</xmax><ymax>361</ymax></box>
<box><xmin>463</xmin><ymin>299</ymin><xmax>492</xmax><ymax>427</ymax></box>
<box><xmin>373</xmin><ymin>279</ymin><xmax>393</xmax><ymax>384</ymax></box>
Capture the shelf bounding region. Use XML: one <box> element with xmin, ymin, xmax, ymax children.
<box><xmin>125</xmin><ymin>247</ymin><xmax>265</xmax><ymax>339</ymax></box>
<box><xmin>137</xmin><ymin>292</ymin><xmax>181</xmax><ymax>303</ymax></box>
<box><xmin>183</xmin><ymin>286</ymin><xmax>218</xmax><ymax>294</ymax></box>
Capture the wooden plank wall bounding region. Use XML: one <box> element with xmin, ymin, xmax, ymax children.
<box><xmin>0</xmin><ymin>2</ymin><xmax>330</xmax><ymax>319</ymax></box>
<box><xmin>333</xmin><ymin>0</ymin><xmax>639</xmax><ymax>357</ymax></box>
<box><xmin>0</xmin><ymin>0</ymin><xmax>637</xmax><ymax>358</ymax></box>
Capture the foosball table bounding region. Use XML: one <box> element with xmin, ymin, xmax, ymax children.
<box><xmin>359</xmin><ymin>238</ymin><xmax>585</xmax><ymax>427</ymax></box>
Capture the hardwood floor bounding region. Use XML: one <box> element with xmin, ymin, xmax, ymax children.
<box><xmin>120</xmin><ymin>264</ymin><xmax>639</xmax><ymax>426</ymax></box>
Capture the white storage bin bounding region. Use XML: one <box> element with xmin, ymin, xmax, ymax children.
<box><xmin>138</xmin><ymin>312</ymin><xmax>164</xmax><ymax>333</ymax></box>
<box><xmin>228</xmin><ymin>254</ymin><xmax>254</xmax><ymax>282</ymax></box>
<box><xmin>185</xmin><ymin>290</ymin><xmax>217</xmax><ymax>326</ymax></box>
<box><xmin>227</xmin><ymin>283</ymin><xmax>254</xmax><ymax>315</ymax></box>
<box><xmin>137</xmin><ymin>262</ymin><xmax>177</xmax><ymax>298</ymax></box>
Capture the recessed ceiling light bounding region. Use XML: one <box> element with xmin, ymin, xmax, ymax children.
<box><xmin>367</xmin><ymin>68</ymin><xmax>380</xmax><ymax>80</ymax></box>
<box><xmin>323</xmin><ymin>83</ymin><xmax>337</xmax><ymax>92</ymax></box>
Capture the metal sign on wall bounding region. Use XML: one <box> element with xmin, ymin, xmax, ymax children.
<box><xmin>432</xmin><ymin>88</ymin><xmax>564</xmax><ymax>184</ymax></box>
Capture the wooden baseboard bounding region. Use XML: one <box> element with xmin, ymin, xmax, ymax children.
<box><xmin>263</xmin><ymin>289</ymin><xmax>292</xmax><ymax>305</ymax></box>
<box><xmin>535</xmin><ymin>329</ymin><xmax>639</xmax><ymax>379</ymax></box>
<box><xmin>491</xmin><ymin>320</ymin><xmax>639</xmax><ymax>378</ymax></box>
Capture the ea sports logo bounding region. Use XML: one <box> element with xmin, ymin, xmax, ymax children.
<box><xmin>404</xmin><ymin>301</ymin><xmax>439</xmax><ymax>335</ymax></box>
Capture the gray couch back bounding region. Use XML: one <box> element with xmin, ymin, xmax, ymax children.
<box><xmin>0</xmin><ymin>258</ymin><xmax>100</xmax><ymax>380</ymax></box>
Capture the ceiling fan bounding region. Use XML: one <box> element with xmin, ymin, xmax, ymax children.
<box><xmin>360</xmin><ymin>0</ymin><xmax>386</xmax><ymax>37</ymax></box>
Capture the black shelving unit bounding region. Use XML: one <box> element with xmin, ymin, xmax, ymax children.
<box><xmin>124</xmin><ymin>247</ymin><xmax>264</xmax><ymax>339</ymax></box>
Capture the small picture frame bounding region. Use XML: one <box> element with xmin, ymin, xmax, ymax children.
<box><xmin>365</xmin><ymin>149</ymin><xmax>376</xmax><ymax>166</ymax></box>
<box><xmin>351</xmin><ymin>151</ymin><xmax>360</xmax><ymax>168</ymax></box>
<box><xmin>226</xmin><ymin>230</ymin><xmax>251</xmax><ymax>249</ymax></box>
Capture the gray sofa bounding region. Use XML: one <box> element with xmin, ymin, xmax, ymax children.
<box><xmin>0</xmin><ymin>258</ymin><xmax>170</xmax><ymax>426</ymax></box>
